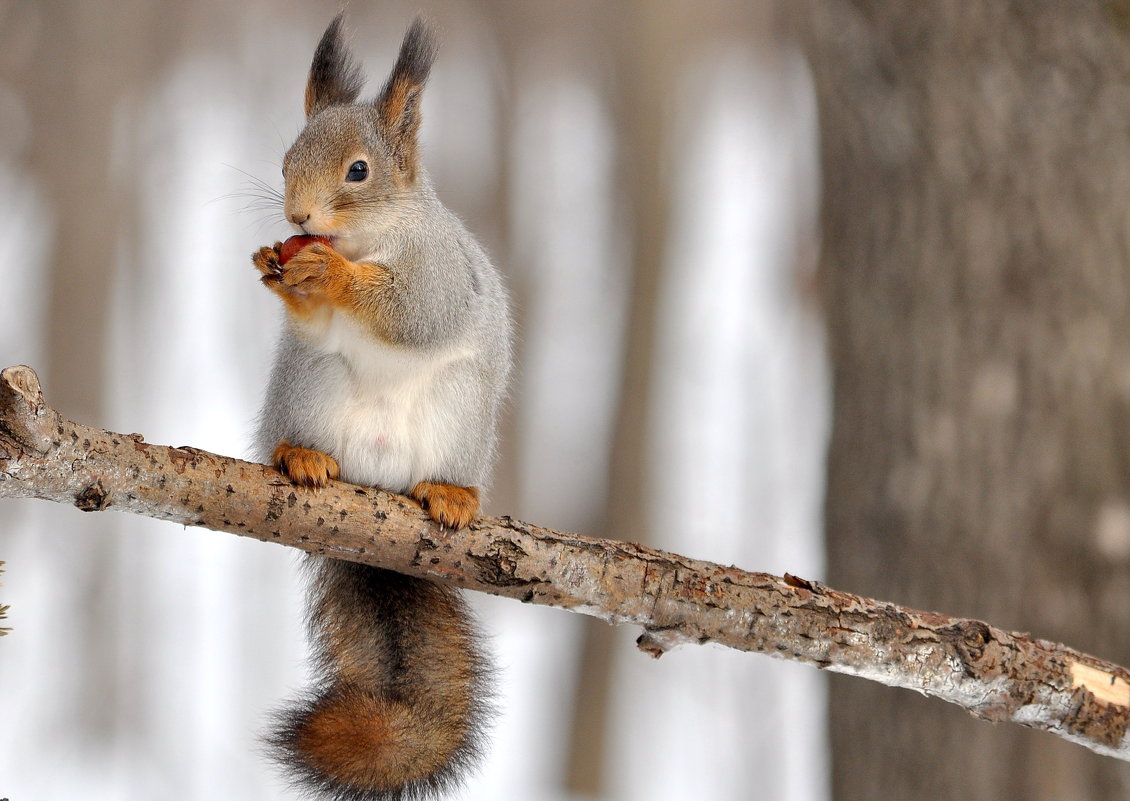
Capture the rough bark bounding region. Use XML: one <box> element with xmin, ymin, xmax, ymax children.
<box><xmin>3</xmin><ymin>364</ymin><xmax>1130</xmax><ymax>763</ymax></box>
<box><xmin>786</xmin><ymin>2</ymin><xmax>1130</xmax><ymax>797</ymax></box>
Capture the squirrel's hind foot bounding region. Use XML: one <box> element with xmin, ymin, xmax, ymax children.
<box><xmin>273</xmin><ymin>440</ymin><xmax>340</xmax><ymax>488</ymax></box>
<box><xmin>411</xmin><ymin>482</ymin><xmax>480</xmax><ymax>529</ymax></box>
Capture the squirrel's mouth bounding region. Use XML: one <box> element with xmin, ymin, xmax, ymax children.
<box><xmin>306</xmin><ymin>230</ymin><xmax>339</xmax><ymax>248</ymax></box>
<box><xmin>303</xmin><ymin>230</ymin><xmax>343</xmax><ymax>250</ymax></box>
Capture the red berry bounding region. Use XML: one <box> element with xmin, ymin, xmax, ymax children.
<box><xmin>278</xmin><ymin>235</ymin><xmax>332</xmax><ymax>265</ymax></box>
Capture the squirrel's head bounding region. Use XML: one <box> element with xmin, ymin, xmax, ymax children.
<box><xmin>282</xmin><ymin>14</ymin><xmax>436</xmax><ymax>249</ymax></box>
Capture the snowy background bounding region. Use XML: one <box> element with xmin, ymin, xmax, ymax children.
<box><xmin>0</xmin><ymin>2</ymin><xmax>828</xmax><ymax>799</ymax></box>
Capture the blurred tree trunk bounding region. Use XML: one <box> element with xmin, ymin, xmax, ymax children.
<box><xmin>793</xmin><ymin>2</ymin><xmax>1130</xmax><ymax>798</ymax></box>
<box><xmin>565</xmin><ymin>2</ymin><xmax>677</xmax><ymax>791</ymax></box>
<box><xmin>18</xmin><ymin>1</ymin><xmax>160</xmax><ymax>425</ymax></box>
<box><xmin>566</xmin><ymin>3</ymin><xmax>771</xmax><ymax>793</ymax></box>
<box><xmin>3</xmin><ymin>0</ymin><xmax>267</xmax><ymax>756</ymax></box>
<box><xmin>6</xmin><ymin>0</ymin><xmax>172</xmax><ymax>744</ymax></box>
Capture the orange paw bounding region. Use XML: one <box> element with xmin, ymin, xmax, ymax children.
<box><xmin>273</xmin><ymin>440</ymin><xmax>340</xmax><ymax>488</ymax></box>
<box><xmin>252</xmin><ymin>242</ymin><xmax>284</xmax><ymax>278</ymax></box>
<box><xmin>278</xmin><ymin>242</ymin><xmax>349</xmax><ymax>296</ymax></box>
<box><xmin>410</xmin><ymin>482</ymin><xmax>480</xmax><ymax>529</ymax></box>
<box><xmin>254</xmin><ymin>242</ymin><xmax>316</xmax><ymax>315</ymax></box>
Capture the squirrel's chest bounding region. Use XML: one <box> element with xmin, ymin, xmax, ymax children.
<box><xmin>308</xmin><ymin>313</ymin><xmax>468</xmax><ymax>491</ymax></box>
<box><xmin>331</xmin><ymin>378</ymin><xmax>427</xmax><ymax>490</ymax></box>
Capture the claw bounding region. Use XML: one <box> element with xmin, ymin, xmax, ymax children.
<box><xmin>410</xmin><ymin>482</ymin><xmax>480</xmax><ymax>529</ymax></box>
<box><xmin>273</xmin><ymin>440</ymin><xmax>340</xmax><ymax>488</ymax></box>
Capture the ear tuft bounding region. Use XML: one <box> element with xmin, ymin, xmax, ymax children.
<box><xmin>374</xmin><ymin>16</ymin><xmax>438</xmax><ymax>181</ymax></box>
<box><xmin>305</xmin><ymin>12</ymin><xmax>366</xmax><ymax>119</ymax></box>
<box><xmin>383</xmin><ymin>16</ymin><xmax>438</xmax><ymax>92</ymax></box>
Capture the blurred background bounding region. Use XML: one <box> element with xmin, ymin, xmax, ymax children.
<box><xmin>2</xmin><ymin>1</ymin><xmax>1129</xmax><ymax>799</ymax></box>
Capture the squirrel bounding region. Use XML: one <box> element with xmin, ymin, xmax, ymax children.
<box><xmin>250</xmin><ymin>14</ymin><xmax>512</xmax><ymax>801</ymax></box>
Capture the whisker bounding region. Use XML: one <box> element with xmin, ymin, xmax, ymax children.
<box><xmin>211</xmin><ymin>167</ymin><xmax>286</xmax><ymax>220</ymax></box>
<box><xmin>329</xmin><ymin>190</ymin><xmax>419</xmax><ymax>213</ymax></box>
<box><xmin>211</xmin><ymin>189</ymin><xmax>282</xmax><ymax>205</ymax></box>
<box><xmin>222</xmin><ymin>165</ymin><xmax>286</xmax><ymax>198</ymax></box>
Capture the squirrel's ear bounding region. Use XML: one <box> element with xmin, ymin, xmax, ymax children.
<box><xmin>374</xmin><ymin>17</ymin><xmax>437</xmax><ymax>182</ymax></box>
<box><xmin>305</xmin><ymin>13</ymin><xmax>365</xmax><ymax>118</ymax></box>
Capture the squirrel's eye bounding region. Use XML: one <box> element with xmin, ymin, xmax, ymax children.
<box><xmin>346</xmin><ymin>160</ymin><xmax>369</xmax><ymax>182</ymax></box>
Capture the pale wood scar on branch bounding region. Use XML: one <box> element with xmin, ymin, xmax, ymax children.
<box><xmin>1</xmin><ymin>363</ymin><xmax>1129</xmax><ymax>760</ymax></box>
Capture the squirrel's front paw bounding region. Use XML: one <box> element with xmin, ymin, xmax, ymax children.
<box><xmin>279</xmin><ymin>243</ymin><xmax>345</xmax><ymax>295</ymax></box>
<box><xmin>273</xmin><ymin>440</ymin><xmax>340</xmax><ymax>488</ymax></box>
<box><xmin>252</xmin><ymin>243</ymin><xmax>284</xmax><ymax>279</ymax></box>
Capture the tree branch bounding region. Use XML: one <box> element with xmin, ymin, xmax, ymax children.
<box><xmin>2</xmin><ymin>363</ymin><xmax>1129</xmax><ymax>759</ymax></box>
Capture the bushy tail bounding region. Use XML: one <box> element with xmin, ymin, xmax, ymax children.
<box><xmin>271</xmin><ymin>559</ymin><xmax>491</xmax><ymax>801</ymax></box>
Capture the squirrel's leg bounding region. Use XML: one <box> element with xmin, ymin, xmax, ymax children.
<box><xmin>273</xmin><ymin>440</ymin><xmax>340</xmax><ymax>488</ymax></box>
<box><xmin>410</xmin><ymin>482</ymin><xmax>480</xmax><ymax>529</ymax></box>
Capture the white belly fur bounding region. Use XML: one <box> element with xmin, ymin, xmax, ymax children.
<box><xmin>300</xmin><ymin>311</ymin><xmax>473</xmax><ymax>493</ymax></box>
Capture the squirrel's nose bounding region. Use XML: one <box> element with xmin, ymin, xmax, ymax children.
<box><xmin>290</xmin><ymin>212</ymin><xmax>310</xmax><ymax>225</ymax></box>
